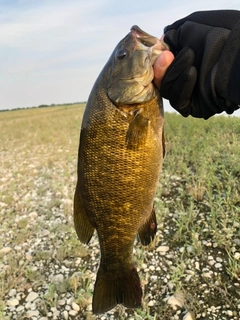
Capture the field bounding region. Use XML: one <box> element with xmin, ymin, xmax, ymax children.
<box><xmin>0</xmin><ymin>104</ymin><xmax>240</xmax><ymax>320</ymax></box>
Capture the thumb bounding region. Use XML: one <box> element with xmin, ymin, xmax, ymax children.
<box><xmin>153</xmin><ymin>50</ymin><xmax>174</xmax><ymax>89</ymax></box>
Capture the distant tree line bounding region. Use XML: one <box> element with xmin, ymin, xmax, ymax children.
<box><xmin>0</xmin><ymin>102</ymin><xmax>86</xmax><ymax>113</ymax></box>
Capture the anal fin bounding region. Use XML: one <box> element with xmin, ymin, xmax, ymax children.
<box><xmin>74</xmin><ymin>183</ymin><xmax>94</xmax><ymax>244</ymax></box>
<box><xmin>138</xmin><ymin>207</ymin><xmax>157</xmax><ymax>246</ymax></box>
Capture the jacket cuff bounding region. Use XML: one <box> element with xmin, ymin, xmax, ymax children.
<box><xmin>216</xmin><ymin>19</ymin><xmax>240</xmax><ymax>107</ymax></box>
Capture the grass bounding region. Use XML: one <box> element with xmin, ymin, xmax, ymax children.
<box><xmin>0</xmin><ymin>104</ymin><xmax>240</xmax><ymax>319</ymax></box>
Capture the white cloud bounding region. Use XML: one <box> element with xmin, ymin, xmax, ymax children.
<box><xmin>0</xmin><ymin>0</ymin><xmax>240</xmax><ymax>114</ymax></box>
<box><xmin>0</xmin><ymin>1</ymin><xmax>106</xmax><ymax>47</ymax></box>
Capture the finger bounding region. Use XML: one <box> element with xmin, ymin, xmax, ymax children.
<box><xmin>160</xmin><ymin>47</ymin><xmax>195</xmax><ymax>98</ymax></box>
<box><xmin>153</xmin><ymin>50</ymin><xmax>174</xmax><ymax>89</ymax></box>
<box><xmin>168</xmin><ymin>66</ymin><xmax>197</xmax><ymax>116</ymax></box>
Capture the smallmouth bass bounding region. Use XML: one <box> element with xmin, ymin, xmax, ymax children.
<box><xmin>74</xmin><ymin>25</ymin><xmax>168</xmax><ymax>314</ymax></box>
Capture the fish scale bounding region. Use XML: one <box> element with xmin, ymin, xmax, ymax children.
<box><xmin>74</xmin><ymin>25</ymin><xmax>168</xmax><ymax>314</ymax></box>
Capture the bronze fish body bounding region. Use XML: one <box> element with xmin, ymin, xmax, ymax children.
<box><xmin>74</xmin><ymin>26</ymin><xmax>167</xmax><ymax>314</ymax></box>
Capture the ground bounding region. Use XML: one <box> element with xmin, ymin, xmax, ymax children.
<box><xmin>0</xmin><ymin>105</ymin><xmax>240</xmax><ymax>320</ymax></box>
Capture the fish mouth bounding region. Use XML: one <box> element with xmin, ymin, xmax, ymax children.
<box><xmin>131</xmin><ymin>26</ymin><xmax>157</xmax><ymax>47</ymax></box>
<box><xmin>131</xmin><ymin>25</ymin><xmax>169</xmax><ymax>52</ymax></box>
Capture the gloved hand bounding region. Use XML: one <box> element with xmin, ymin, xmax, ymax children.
<box><xmin>161</xmin><ymin>10</ymin><xmax>240</xmax><ymax>119</ymax></box>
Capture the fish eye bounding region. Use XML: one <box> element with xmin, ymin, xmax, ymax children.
<box><xmin>116</xmin><ymin>49</ymin><xmax>128</xmax><ymax>60</ymax></box>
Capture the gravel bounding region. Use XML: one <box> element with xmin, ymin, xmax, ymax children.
<box><xmin>1</xmin><ymin>163</ymin><xmax>240</xmax><ymax>319</ymax></box>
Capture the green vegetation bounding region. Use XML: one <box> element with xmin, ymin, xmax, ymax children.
<box><xmin>0</xmin><ymin>104</ymin><xmax>239</xmax><ymax>319</ymax></box>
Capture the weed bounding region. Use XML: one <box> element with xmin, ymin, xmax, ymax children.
<box><xmin>43</xmin><ymin>283</ymin><xmax>58</xmax><ymax>308</ymax></box>
<box><xmin>1</xmin><ymin>107</ymin><xmax>240</xmax><ymax>318</ymax></box>
<box><xmin>134</xmin><ymin>306</ymin><xmax>157</xmax><ymax>319</ymax></box>
<box><xmin>35</xmin><ymin>250</ymin><xmax>52</xmax><ymax>261</ymax></box>
<box><xmin>25</xmin><ymin>267</ymin><xmax>44</xmax><ymax>284</ymax></box>
<box><xmin>17</xmin><ymin>218</ymin><xmax>28</xmax><ymax>229</ymax></box>
<box><xmin>226</xmin><ymin>251</ymin><xmax>240</xmax><ymax>280</ymax></box>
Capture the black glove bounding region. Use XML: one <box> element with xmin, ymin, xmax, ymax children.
<box><xmin>161</xmin><ymin>10</ymin><xmax>240</xmax><ymax>119</ymax></box>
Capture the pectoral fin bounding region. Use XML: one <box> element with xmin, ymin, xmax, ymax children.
<box><xmin>74</xmin><ymin>183</ymin><xmax>94</xmax><ymax>244</ymax></box>
<box><xmin>138</xmin><ymin>207</ymin><xmax>157</xmax><ymax>246</ymax></box>
<box><xmin>162</xmin><ymin>129</ymin><xmax>166</xmax><ymax>158</ymax></box>
<box><xmin>126</xmin><ymin>111</ymin><xmax>149</xmax><ymax>150</ymax></box>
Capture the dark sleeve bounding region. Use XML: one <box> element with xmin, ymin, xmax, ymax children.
<box><xmin>162</xmin><ymin>10</ymin><xmax>240</xmax><ymax>118</ymax></box>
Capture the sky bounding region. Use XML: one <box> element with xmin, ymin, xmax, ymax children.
<box><xmin>1</xmin><ymin>0</ymin><xmax>240</xmax><ymax>116</ymax></box>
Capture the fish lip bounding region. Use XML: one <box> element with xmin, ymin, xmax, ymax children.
<box><xmin>130</xmin><ymin>25</ymin><xmax>169</xmax><ymax>69</ymax></box>
<box><xmin>130</xmin><ymin>25</ymin><xmax>155</xmax><ymax>46</ymax></box>
<box><xmin>131</xmin><ymin>25</ymin><xmax>169</xmax><ymax>51</ymax></box>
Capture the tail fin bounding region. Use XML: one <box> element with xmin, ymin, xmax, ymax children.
<box><xmin>92</xmin><ymin>265</ymin><xmax>142</xmax><ymax>314</ymax></box>
<box><xmin>138</xmin><ymin>207</ymin><xmax>157</xmax><ymax>246</ymax></box>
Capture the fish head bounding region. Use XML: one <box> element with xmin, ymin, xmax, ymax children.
<box><xmin>107</xmin><ymin>25</ymin><xmax>169</xmax><ymax>106</ymax></box>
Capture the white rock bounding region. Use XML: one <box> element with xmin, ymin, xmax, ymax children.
<box><xmin>58</xmin><ymin>299</ymin><xmax>65</xmax><ymax>306</ymax></box>
<box><xmin>0</xmin><ymin>201</ymin><xmax>7</xmax><ymax>208</ymax></box>
<box><xmin>156</xmin><ymin>246</ymin><xmax>169</xmax><ymax>253</ymax></box>
<box><xmin>72</xmin><ymin>302</ymin><xmax>80</xmax><ymax>311</ymax></box>
<box><xmin>26</xmin><ymin>291</ymin><xmax>39</xmax><ymax>302</ymax></box>
<box><xmin>186</xmin><ymin>270</ymin><xmax>195</xmax><ymax>275</ymax></box>
<box><xmin>67</xmin><ymin>297</ymin><xmax>74</xmax><ymax>305</ymax></box>
<box><xmin>51</xmin><ymin>274</ymin><xmax>64</xmax><ymax>283</ymax></box>
<box><xmin>52</xmin><ymin>308</ymin><xmax>60</xmax><ymax>317</ymax></box>
<box><xmin>0</xmin><ymin>247</ymin><xmax>12</xmax><ymax>255</ymax></box>
<box><xmin>16</xmin><ymin>305</ymin><xmax>24</xmax><ymax>312</ymax></box>
<box><xmin>30</xmin><ymin>302</ymin><xmax>36</xmax><ymax>310</ymax></box>
<box><xmin>234</xmin><ymin>252</ymin><xmax>240</xmax><ymax>260</ymax></box>
<box><xmin>8</xmin><ymin>289</ymin><xmax>16</xmax><ymax>297</ymax></box>
<box><xmin>187</xmin><ymin>245</ymin><xmax>194</xmax><ymax>253</ymax></box>
<box><xmin>147</xmin><ymin>300</ymin><xmax>155</xmax><ymax>307</ymax></box>
<box><xmin>26</xmin><ymin>254</ymin><xmax>32</xmax><ymax>261</ymax></box>
<box><xmin>26</xmin><ymin>310</ymin><xmax>39</xmax><ymax>317</ymax></box>
<box><xmin>29</xmin><ymin>211</ymin><xmax>38</xmax><ymax>219</ymax></box>
<box><xmin>50</xmin><ymin>307</ymin><xmax>58</xmax><ymax>313</ymax></box>
<box><xmin>150</xmin><ymin>275</ymin><xmax>158</xmax><ymax>282</ymax></box>
<box><xmin>69</xmin><ymin>310</ymin><xmax>78</xmax><ymax>316</ymax></box>
<box><xmin>7</xmin><ymin>298</ymin><xmax>19</xmax><ymax>306</ymax></box>
<box><xmin>167</xmin><ymin>282</ymin><xmax>174</xmax><ymax>291</ymax></box>
<box><xmin>142</xmin><ymin>263</ymin><xmax>148</xmax><ymax>269</ymax></box>
<box><xmin>167</xmin><ymin>295</ymin><xmax>184</xmax><ymax>310</ymax></box>
<box><xmin>215</xmin><ymin>263</ymin><xmax>222</xmax><ymax>269</ymax></box>
<box><xmin>208</xmin><ymin>260</ymin><xmax>215</xmax><ymax>266</ymax></box>
<box><xmin>195</xmin><ymin>262</ymin><xmax>200</xmax><ymax>270</ymax></box>
<box><xmin>25</xmin><ymin>302</ymin><xmax>32</xmax><ymax>309</ymax></box>
<box><xmin>183</xmin><ymin>311</ymin><xmax>195</xmax><ymax>320</ymax></box>
<box><xmin>227</xmin><ymin>310</ymin><xmax>233</xmax><ymax>317</ymax></box>
<box><xmin>185</xmin><ymin>275</ymin><xmax>192</xmax><ymax>282</ymax></box>
<box><xmin>63</xmin><ymin>310</ymin><xmax>69</xmax><ymax>320</ymax></box>
<box><xmin>42</xmin><ymin>229</ymin><xmax>50</xmax><ymax>236</ymax></box>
